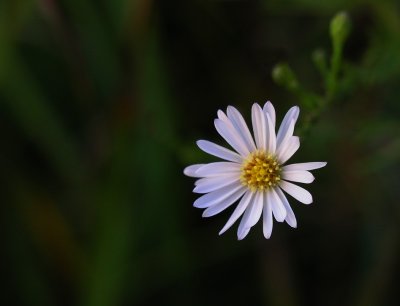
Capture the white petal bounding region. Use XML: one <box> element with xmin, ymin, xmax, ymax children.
<box><xmin>217</xmin><ymin>109</ymin><xmax>228</xmax><ymax>121</ymax></box>
<box><xmin>279</xmin><ymin>180</ymin><xmax>313</xmax><ymax>204</ymax></box>
<box><xmin>184</xmin><ymin>164</ymin><xmax>205</xmax><ymax>177</ymax></box>
<box><xmin>278</xmin><ymin>136</ymin><xmax>300</xmax><ymax>164</ymax></box>
<box><xmin>282</xmin><ymin>162</ymin><xmax>327</xmax><ymax>171</ymax></box>
<box><xmin>227</xmin><ymin>106</ymin><xmax>257</xmax><ymax>152</ymax></box>
<box><xmin>237</xmin><ymin>227</ymin><xmax>251</xmax><ymax>240</ymax></box>
<box><xmin>276</xmin><ymin>106</ymin><xmax>299</xmax><ymax>147</ymax></box>
<box><xmin>263</xmin><ymin>101</ymin><xmax>276</xmax><ymax>128</ymax></box>
<box><xmin>202</xmin><ymin>186</ymin><xmax>246</xmax><ymax>217</ymax></box>
<box><xmin>265</xmin><ymin>112</ymin><xmax>276</xmax><ymax>154</ymax></box>
<box><xmin>237</xmin><ymin>193</ymin><xmax>261</xmax><ymax>240</ymax></box>
<box><xmin>193</xmin><ymin>175</ymin><xmax>240</xmax><ymax>193</ymax></box>
<box><xmin>193</xmin><ymin>183</ymin><xmax>243</xmax><ymax>208</ymax></box>
<box><xmin>237</xmin><ymin>201</ymin><xmax>253</xmax><ymax>237</ymax></box>
<box><xmin>195</xmin><ymin>162</ymin><xmax>241</xmax><ymax>177</ymax></box>
<box><xmin>196</xmin><ymin>140</ymin><xmax>242</xmax><ymax>163</ymax></box>
<box><xmin>246</xmin><ymin>191</ymin><xmax>264</xmax><ymax>228</ymax></box>
<box><xmin>262</xmin><ymin>193</ymin><xmax>273</xmax><ymax>239</ymax></box>
<box><xmin>275</xmin><ymin>187</ymin><xmax>297</xmax><ymax>228</ymax></box>
<box><xmin>275</xmin><ymin>119</ymin><xmax>294</xmax><ymax>156</ymax></box>
<box><xmin>219</xmin><ymin>191</ymin><xmax>254</xmax><ymax>235</ymax></box>
<box><xmin>282</xmin><ymin>170</ymin><xmax>315</xmax><ymax>184</ymax></box>
<box><xmin>251</xmin><ymin>103</ymin><xmax>267</xmax><ymax>150</ymax></box>
<box><xmin>215</xmin><ymin>119</ymin><xmax>250</xmax><ymax>156</ymax></box>
<box><xmin>269</xmin><ymin>188</ymin><xmax>287</xmax><ymax>222</ymax></box>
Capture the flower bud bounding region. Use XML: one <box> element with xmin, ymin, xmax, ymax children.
<box><xmin>330</xmin><ymin>11</ymin><xmax>351</xmax><ymax>46</ymax></box>
<box><xmin>312</xmin><ymin>49</ymin><xmax>328</xmax><ymax>75</ymax></box>
<box><xmin>272</xmin><ymin>63</ymin><xmax>299</xmax><ymax>91</ymax></box>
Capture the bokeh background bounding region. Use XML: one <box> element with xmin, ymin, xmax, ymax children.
<box><xmin>1</xmin><ymin>0</ymin><xmax>400</xmax><ymax>305</ymax></box>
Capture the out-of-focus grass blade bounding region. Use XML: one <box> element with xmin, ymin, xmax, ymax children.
<box><xmin>0</xmin><ymin>5</ymin><xmax>83</xmax><ymax>183</ymax></box>
<box><xmin>100</xmin><ymin>0</ymin><xmax>132</xmax><ymax>34</ymax></box>
<box><xmin>60</xmin><ymin>0</ymin><xmax>120</xmax><ymax>99</ymax></box>
<box><xmin>82</xmin><ymin>6</ymin><xmax>190</xmax><ymax>303</ymax></box>
<box><xmin>0</xmin><ymin>56</ymin><xmax>84</xmax><ymax>183</ymax></box>
<box><xmin>6</xmin><ymin>211</ymin><xmax>55</xmax><ymax>306</ymax></box>
<box><xmin>1</xmin><ymin>151</ymin><xmax>85</xmax><ymax>304</ymax></box>
<box><xmin>131</xmin><ymin>25</ymin><xmax>191</xmax><ymax>301</ymax></box>
<box><xmin>81</xmin><ymin>129</ymin><xmax>135</xmax><ymax>306</ymax></box>
<box><xmin>2</xmin><ymin>167</ymin><xmax>54</xmax><ymax>306</ymax></box>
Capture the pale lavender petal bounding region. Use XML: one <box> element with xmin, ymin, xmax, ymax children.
<box><xmin>263</xmin><ymin>192</ymin><xmax>273</xmax><ymax>239</ymax></box>
<box><xmin>279</xmin><ymin>180</ymin><xmax>313</xmax><ymax>204</ymax></box>
<box><xmin>265</xmin><ymin>112</ymin><xmax>276</xmax><ymax>154</ymax></box>
<box><xmin>269</xmin><ymin>188</ymin><xmax>287</xmax><ymax>222</ymax></box>
<box><xmin>219</xmin><ymin>191</ymin><xmax>254</xmax><ymax>235</ymax></box>
<box><xmin>237</xmin><ymin>192</ymin><xmax>263</xmax><ymax>239</ymax></box>
<box><xmin>282</xmin><ymin>162</ymin><xmax>327</xmax><ymax>171</ymax></box>
<box><xmin>251</xmin><ymin>103</ymin><xmax>267</xmax><ymax>150</ymax></box>
<box><xmin>202</xmin><ymin>186</ymin><xmax>247</xmax><ymax>217</ymax></box>
<box><xmin>237</xmin><ymin>227</ymin><xmax>251</xmax><ymax>240</ymax></box>
<box><xmin>276</xmin><ymin>106</ymin><xmax>299</xmax><ymax>147</ymax></box>
<box><xmin>227</xmin><ymin>106</ymin><xmax>257</xmax><ymax>152</ymax></box>
<box><xmin>246</xmin><ymin>191</ymin><xmax>264</xmax><ymax>228</ymax></box>
<box><xmin>197</xmin><ymin>140</ymin><xmax>242</xmax><ymax>163</ymax></box>
<box><xmin>184</xmin><ymin>164</ymin><xmax>206</xmax><ymax>177</ymax></box>
<box><xmin>237</xmin><ymin>195</ymin><xmax>258</xmax><ymax>240</ymax></box>
<box><xmin>217</xmin><ymin>109</ymin><xmax>229</xmax><ymax>121</ymax></box>
<box><xmin>237</xmin><ymin>201</ymin><xmax>253</xmax><ymax>238</ymax></box>
<box><xmin>275</xmin><ymin>119</ymin><xmax>294</xmax><ymax>157</ymax></box>
<box><xmin>282</xmin><ymin>170</ymin><xmax>315</xmax><ymax>184</ymax></box>
<box><xmin>277</xmin><ymin>136</ymin><xmax>300</xmax><ymax>164</ymax></box>
<box><xmin>193</xmin><ymin>182</ymin><xmax>243</xmax><ymax>208</ymax></box>
<box><xmin>193</xmin><ymin>175</ymin><xmax>240</xmax><ymax>193</ymax></box>
<box><xmin>215</xmin><ymin>119</ymin><xmax>250</xmax><ymax>156</ymax></box>
<box><xmin>195</xmin><ymin>161</ymin><xmax>241</xmax><ymax>177</ymax></box>
<box><xmin>275</xmin><ymin>187</ymin><xmax>297</xmax><ymax>228</ymax></box>
<box><xmin>263</xmin><ymin>101</ymin><xmax>276</xmax><ymax>128</ymax></box>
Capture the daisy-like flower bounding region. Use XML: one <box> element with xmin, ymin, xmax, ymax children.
<box><xmin>184</xmin><ymin>102</ymin><xmax>326</xmax><ymax>240</ymax></box>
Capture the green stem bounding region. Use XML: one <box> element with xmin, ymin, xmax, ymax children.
<box><xmin>327</xmin><ymin>42</ymin><xmax>343</xmax><ymax>100</ymax></box>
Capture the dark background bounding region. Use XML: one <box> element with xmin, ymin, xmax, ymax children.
<box><xmin>1</xmin><ymin>0</ymin><xmax>399</xmax><ymax>305</ymax></box>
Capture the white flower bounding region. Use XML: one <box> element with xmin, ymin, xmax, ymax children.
<box><xmin>184</xmin><ymin>102</ymin><xmax>327</xmax><ymax>240</ymax></box>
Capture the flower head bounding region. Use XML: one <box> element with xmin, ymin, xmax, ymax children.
<box><xmin>184</xmin><ymin>102</ymin><xmax>326</xmax><ymax>240</ymax></box>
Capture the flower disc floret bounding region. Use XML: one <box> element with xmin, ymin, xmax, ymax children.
<box><xmin>241</xmin><ymin>151</ymin><xmax>281</xmax><ymax>191</ymax></box>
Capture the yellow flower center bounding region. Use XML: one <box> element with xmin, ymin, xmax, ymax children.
<box><xmin>241</xmin><ymin>150</ymin><xmax>281</xmax><ymax>192</ymax></box>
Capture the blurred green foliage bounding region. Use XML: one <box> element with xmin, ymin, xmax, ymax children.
<box><xmin>0</xmin><ymin>0</ymin><xmax>399</xmax><ymax>306</ymax></box>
